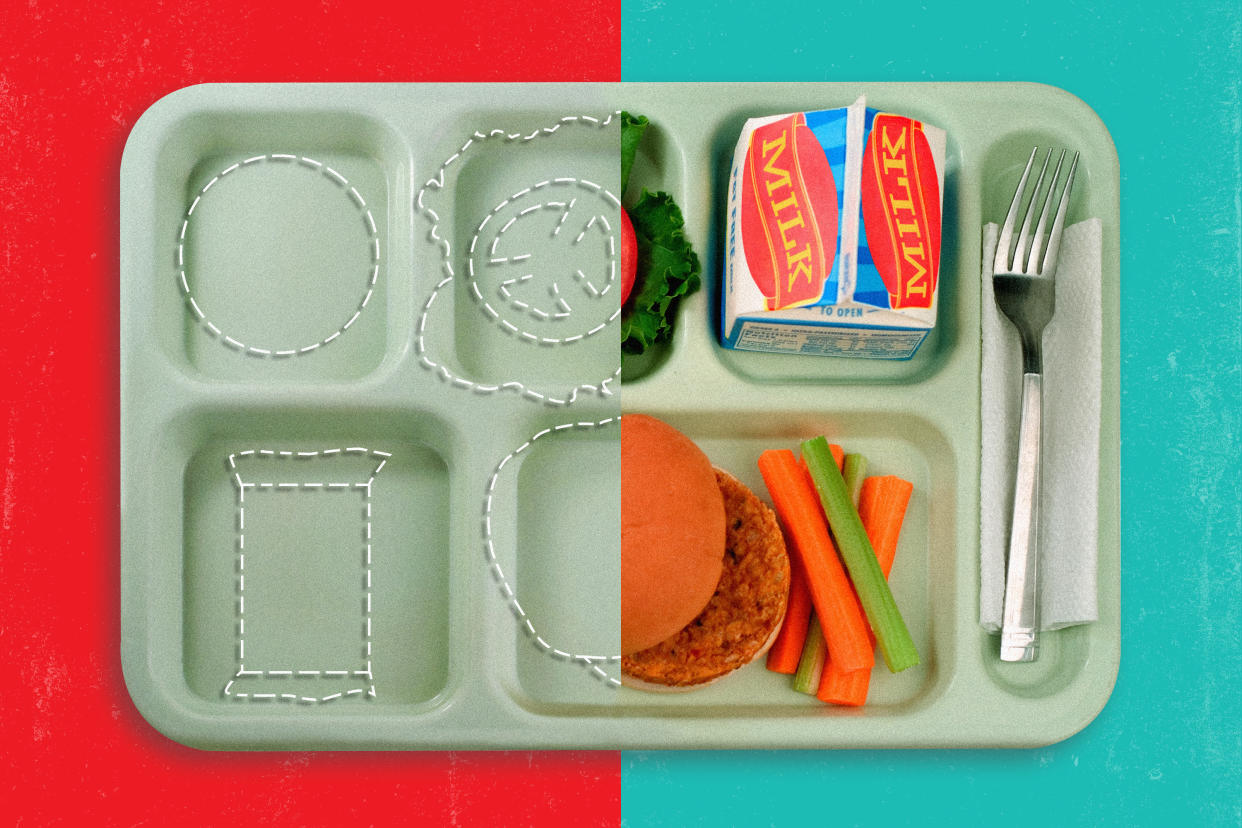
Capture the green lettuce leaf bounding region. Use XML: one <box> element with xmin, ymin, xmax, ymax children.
<box><xmin>620</xmin><ymin>111</ymin><xmax>647</xmax><ymax>195</ymax></box>
<box><xmin>621</xmin><ymin>188</ymin><xmax>701</xmax><ymax>356</ymax></box>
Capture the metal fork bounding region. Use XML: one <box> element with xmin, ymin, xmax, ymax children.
<box><xmin>993</xmin><ymin>146</ymin><xmax>1079</xmax><ymax>662</ymax></box>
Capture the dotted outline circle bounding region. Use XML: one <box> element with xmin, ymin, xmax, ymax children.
<box><xmin>177</xmin><ymin>154</ymin><xmax>381</xmax><ymax>358</ymax></box>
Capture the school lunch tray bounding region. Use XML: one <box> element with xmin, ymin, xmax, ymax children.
<box><xmin>119</xmin><ymin>82</ymin><xmax>1120</xmax><ymax>750</ymax></box>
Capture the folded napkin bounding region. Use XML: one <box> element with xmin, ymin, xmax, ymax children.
<box><xmin>980</xmin><ymin>218</ymin><xmax>1102</xmax><ymax>633</ymax></box>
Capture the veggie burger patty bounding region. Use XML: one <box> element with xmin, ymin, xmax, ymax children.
<box><xmin>622</xmin><ymin>460</ymin><xmax>790</xmax><ymax>689</ymax></box>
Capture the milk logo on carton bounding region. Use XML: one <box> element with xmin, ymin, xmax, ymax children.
<box><xmin>858</xmin><ymin>111</ymin><xmax>943</xmax><ymax>311</ymax></box>
<box><xmin>738</xmin><ymin>110</ymin><xmax>842</xmax><ymax>310</ymax></box>
<box><xmin>723</xmin><ymin>97</ymin><xmax>946</xmax><ymax>359</ymax></box>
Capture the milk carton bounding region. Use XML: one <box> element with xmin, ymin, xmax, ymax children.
<box><xmin>721</xmin><ymin>97</ymin><xmax>946</xmax><ymax>359</ymax></box>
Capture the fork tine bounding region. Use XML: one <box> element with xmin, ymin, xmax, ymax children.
<box><xmin>1038</xmin><ymin>151</ymin><xmax>1079</xmax><ymax>278</ymax></box>
<box><xmin>1025</xmin><ymin>150</ymin><xmax>1065</xmax><ymax>274</ymax></box>
<box><xmin>994</xmin><ymin>147</ymin><xmax>1038</xmax><ymax>273</ymax></box>
<box><xmin>1013</xmin><ymin>148</ymin><xmax>1053</xmax><ymax>272</ymax></box>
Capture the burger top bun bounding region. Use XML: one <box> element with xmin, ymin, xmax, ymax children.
<box><xmin>621</xmin><ymin>414</ymin><xmax>726</xmax><ymax>656</ymax></box>
<box><xmin>621</xmin><ymin>467</ymin><xmax>790</xmax><ymax>689</ymax></box>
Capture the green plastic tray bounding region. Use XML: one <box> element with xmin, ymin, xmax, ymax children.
<box><xmin>120</xmin><ymin>82</ymin><xmax>1119</xmax><ymax>749</ymax></box>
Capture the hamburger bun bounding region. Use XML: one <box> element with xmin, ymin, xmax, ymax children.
<box><xmin>622</xmin><ymin>468</ymin><xmax>789</xmax><ymax>689</ymax></box>
<box><xmin>620</xmin><ymin>414</ymin><xmax>791</xmax><ymax>690</ymax></box>
<box><xmin>621</xmin><ymin>414</ymin><xmax>726</xmax><ymax>656</ymax></box>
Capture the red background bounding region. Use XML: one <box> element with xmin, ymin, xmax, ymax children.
<box><xmin>1</xmin><ymin>2</ymin><xmax>621</xmax><ymax>824</ymax></box>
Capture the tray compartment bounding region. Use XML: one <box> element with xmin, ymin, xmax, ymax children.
<box><xmin>609</xmin><ymin>407</ymin><xmax>958</xmax><ymax>713</ymax></box>
<box><xmin>701</xmin><ymin>110</ymin><xmax>967</xmax><ymax>386</ymax></box>
<box><xmin>414</xmin><ymin>110</ymin><xmax>622</xmax><ymax>402</ymax></box>
<box><xmin>617</xmin><ymin>108</ymin><xmax>687</xmax><ymax>383</ymax></box>
<box><xmin>176</xmin><ymin>404</ymin><xmax>453</xmax><ymax>708</ymax></box>
<box><xmin>974</xmin><ymin>124</ymin><xmax>1104</xmax><ymax>702</ymax></box>
<box><xmin>480</xmin><ymin>411</ymin><xmax>621</xmax><ymax>710</ymax></box>
<box><xmin>145</xmin><ymin>108</ymin><xmax>407</xmax><ymax>383</ymax></box>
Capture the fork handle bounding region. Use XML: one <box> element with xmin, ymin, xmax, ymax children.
<box><xmin>1001</xmin><ymin>372</ymin><xmax>1042</xmax><ymax>662</ymax></box>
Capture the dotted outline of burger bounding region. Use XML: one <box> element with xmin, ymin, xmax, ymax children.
<box><xmin>484</xmin><ymin>418</ymin><xmax>622</xmax><ymax>688</ymax></box>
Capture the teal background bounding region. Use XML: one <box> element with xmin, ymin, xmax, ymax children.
<box><xmin>620</xmin><ymin>1</ymin><xmax>1241</xmax><ymax>826</ymax></box>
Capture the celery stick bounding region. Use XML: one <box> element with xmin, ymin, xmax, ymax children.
<box><xmin>794</xmin><ymin>456</ymin><xmax>866</xmax><ymax>694</ymax></box>
<box><xmin>801</xmin><ymin>437</ymin><xmax>919</xmax><ymax>673</ymax></box>
<box><xmin>792</xmin><ymin>614</ymin><xmax>827</xmax><ymax>694</ymax></box>
<box><xmin>843</xmin><ymin>453</ymin><xmax>867</xmax><ymax>508</ymax></box>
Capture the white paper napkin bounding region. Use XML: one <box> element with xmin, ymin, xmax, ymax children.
<box><xmin>980</xmin><ymin>218</ymin><xmax>1102</xmax><ymax>633</ymax></box>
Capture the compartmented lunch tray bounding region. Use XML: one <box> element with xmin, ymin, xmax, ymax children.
<box><xmin>120</xmin><ymin>82</ymin><xmax>1119</xmax><ymax>749</ymax></box>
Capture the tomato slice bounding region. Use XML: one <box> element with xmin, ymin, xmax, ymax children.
<box><xmin>620</xmin><ymin>206</ymin><xmax>637</xmax><ymax>305</ymax></box>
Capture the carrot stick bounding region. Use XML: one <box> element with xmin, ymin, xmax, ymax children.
<box><xmin>766</xmin><ymin>552</ymin><xmax>812</xmax><ymax>674</ymax></box>
<box><xmin>758</xmin><ymin>449</ymin><xmax>873</xmax><ymax>674</ymax></box>
<box><xmin>767</xmin><ymin>445</ymin><xmax>843</xmax><ymax>676</ymax></box>
<box><xmin>791</xmin><ymin>448</ymin><xmax>849</xmax><ymax>692</ymax></box>
<box><xmin>860</xmin><ymin>475</ymin><xmax>914</xmax><ymax>574</ymax></box>
<box><xmin>817</xmin><ymin>664</ymin><xmax>871</xmax><ymax>706</ymax></box>
<box><xmin>818</xmin><ymin>475</ymin><xmax>915</xmax><ymax>705</ymax></box>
